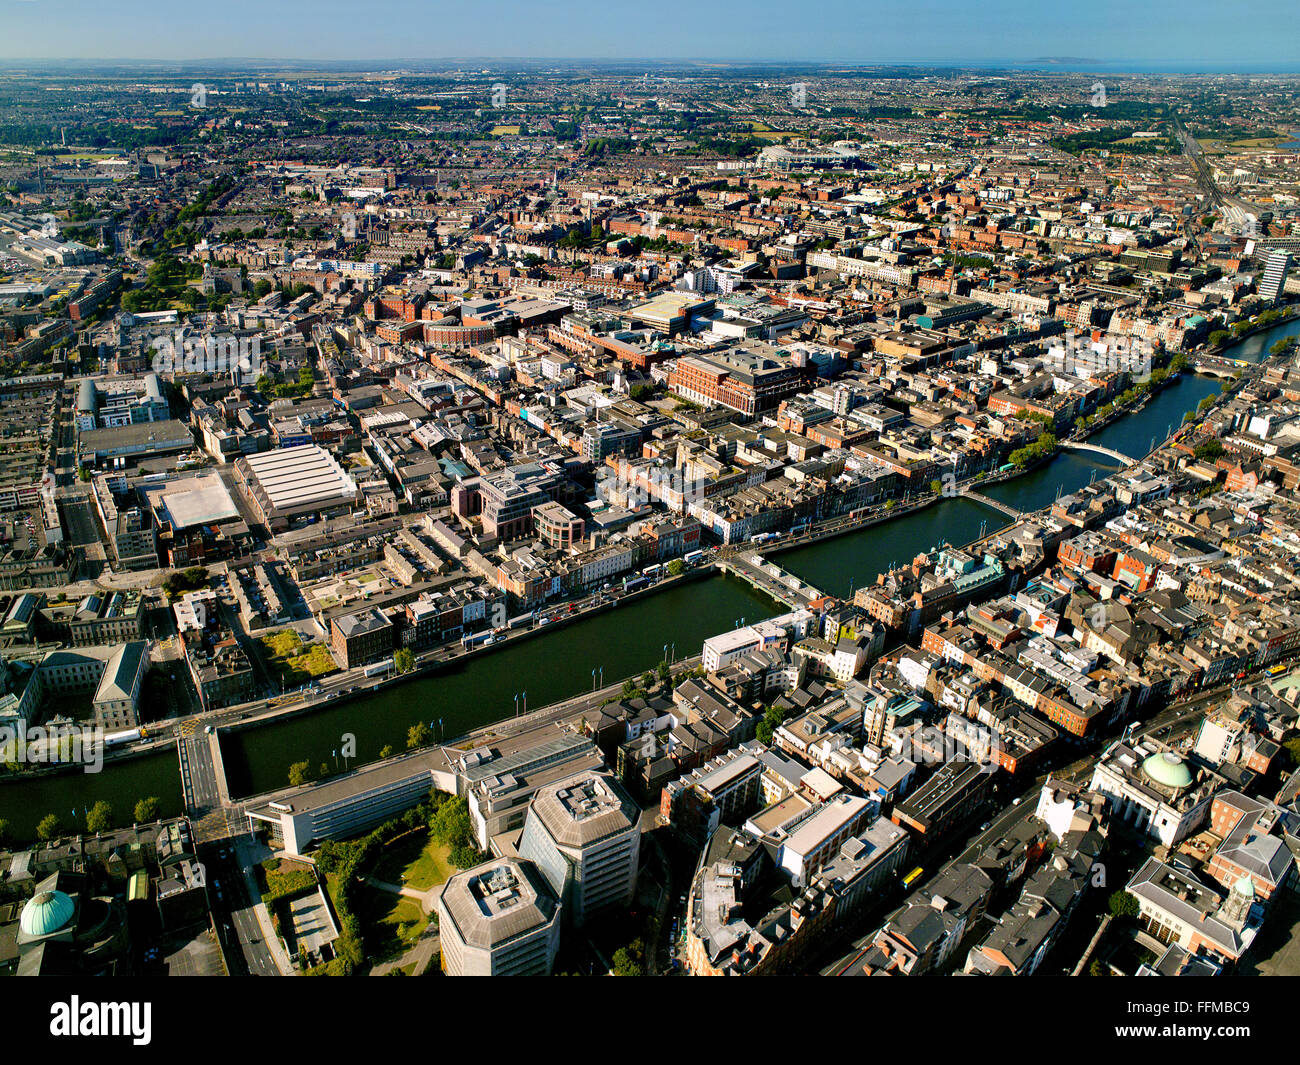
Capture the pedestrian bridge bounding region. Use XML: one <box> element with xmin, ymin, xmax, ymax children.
<box><xmin>962</xmin><ymin>491</ymin><xmax>1024</xmax><ymax>520</ymax></box>
<box><xmin>1059</xmin><ymin>441</ymin><xmax>1135</xmax><ymax>466</ymax></box>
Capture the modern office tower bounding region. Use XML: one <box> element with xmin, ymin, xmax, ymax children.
<box><xmin>518</xmin><ymin>771</ymin><xmax>641</xmax><ymax>927</ymax></box>
<box><xmin>1259</xmin><ymin>249</ymin><xmax>1292</xmax><ymax>304</ymax></box>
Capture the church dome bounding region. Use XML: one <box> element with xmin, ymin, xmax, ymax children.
<box><xmin>1141</xmin><ymin>751</ymin><xmax>1193</xmax><ymax>791</ymax></box>
<box><xmin>19</xmin><ymin>889</ymin><xmax>76</xmax><ymax>937</ymax></box>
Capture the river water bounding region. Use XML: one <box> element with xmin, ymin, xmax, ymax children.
<box><xmin>0</xmin><ymin>368</ymin><xmax>1234</xmax><ymax>839</ymax></box>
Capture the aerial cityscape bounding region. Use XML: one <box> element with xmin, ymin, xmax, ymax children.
<box><xmin>1</xmin><ymin>4</ymin><xmax>1299</xmax><ymax>1006</ymax></box>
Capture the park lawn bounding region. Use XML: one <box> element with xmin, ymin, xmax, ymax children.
<box><xmin>490</xmin><ymin>125</ymin><xmax>521</xmax><ymax>135</ymax></box>
<box><xmin>357</xmin><ymin>886</ymin><xmax>428</xmax><ymax>960</ymax></box>
<box><xmin>370</xmin><ymin>829</ymin><xmax>455</xmax><ymax>891</ymax></box>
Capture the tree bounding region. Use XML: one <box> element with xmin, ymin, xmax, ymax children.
<box><xmin>1108</xmin><ymin>890</ymin><xmax>1140</xmax><ymax>918</ymax></box>
<box><xmin>394</xmin><ymin>648</ymin><xmax>415</xmax><ymax>674</ymax></box>
<box><xmin>134</xmin><ymin>796</ymin><xmax>160</xmax><ymax>823</ymax></box>
<box><xmin>407</xmin><ymin>722</ymin><xmax>433</xmax><ymax>749</ymax></box>
<box><xmin>288</xmin><ymin>760</ymin><xmax>314</xmax><ymax>786</ymax></box>
<box><xmin>756</xmin><ymin>705</ymin><xmax>787</xmax><ymax>746</ymax></box>
<box><xmin>430</xmin><ymin>796</ymin><xmax>473</xmax><ymax>850</ymax></box>
<box><xmin>379</xmin><ymin>744</ymin><xmax>394</xmax><ymax>759</ymax></box>
<box><xmin>612</xmin><ymin>939</ymin><xmax>646</xmax><ymax>976</ymax></box>
<box><xmin>657</xmin><ymin>659</ymin><xmax>671</xmax><ymax>682</ymax></box>
<box><xmin>929</xmin><ymin>479</ymin><xmax>944</xmax><ymax>494</ymax></box>
<box><xmin>86</xmin><ymin>800</ymin><xmax>113</xmax><ymax>834</ymax></box>
<box><xmin>36</xmin><ymin>813</ymin><xmax>60</xmax><ymax>841</ymax></box>
<box><xmin>666</xmin><ymin>559</ymin><xmax>685</xmax><ymax>577</ymax></box>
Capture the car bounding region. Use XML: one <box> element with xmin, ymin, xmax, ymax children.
<box><xmin>980</xmin><ymin>821</ymin><xmax>991</xmax><ymax>832</ymax></box>
<box><xmin>1012</xmin><ymin>797</ymin><xmax>1022</xmax><ymax>806</ymax></box>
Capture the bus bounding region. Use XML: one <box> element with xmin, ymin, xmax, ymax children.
<box><xmin>1267</xmin><ymin>663</ymin><xmax>1289</xmax><ymax>677</ymax></box>
<box><xmin>790</xmin><ymin>522</ymin><xmax>810</xmax><ymax>536</ymax></box>
<box><xmin>508</xmin><ymin>612</ymin><xmax>535</xmax><ymax>630</ymax></box>
<box><xmin>901</xmin><ymin>867</ymin><xmax>924</xmax><ymax>890</ymax></box>
<box><xmin>683</xmin><ymin>549</ymin><xmax>704</xmax><ymax>566</ymax></box>
<box><xmin>643</xmin><ymin>563</ymin><xmax>663</xmax><ymax>579</ymax></box>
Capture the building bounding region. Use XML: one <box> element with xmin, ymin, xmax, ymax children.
<box><xmin>245</xmin><ymin>752</ymin><xmax>449</xmax><ymax>856</ymax></box>
<box><xmin>463</xmin><ymin>732</ymin><xmax>605</xmax><ymax>850</ymax></box>
<box><xmin>1258</xmin><ymin>250</ymin><xmax>1292</xmax><ymax>304</ymax></box>
<box><xmin>235</xmin><ymin>444</ymin><xmax>360</xmax><ymax>530</ymax></box>
<box><xmin>436</xmin><ymin>858</ymin><xmax>561</xmax><ymax>976</ymax></box>
<box><xmin>1126</xmin><ymin>858</ymin><xmax>1261</xmax><ymax>966</ymax></box>
<box><xmin>669</xmin><ymin>347</ymin><xmax>806</xmax><ymax>416</ymax></box>
<box><xmin>1088</xmin><ymin>741</ymin><xmax>1215</xmax><ymax>848</ymax></box>
<box><xmin>330</xmin><ymin>609</ymin><xmax>393</xmax><ymax>670</ymax></box>
<box><xmin>518</xmin><ymin>772</ymin><xmax>641</xmax><ymax>927</ymax></box>
<box><xmin>661</xmin><ymin>749</ymin><xmax>764</xmax><ymax>844</ymax></box>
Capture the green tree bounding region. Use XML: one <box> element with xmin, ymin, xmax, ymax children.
<box><xmin>611</xmin><ymin>939</ymin><xmax>646</xmax><ymax>976</ymax></box>
<box><xmin>36</xmin><ymin>813</ymin><xmax>60</xmax><ymax>841</ymax></box>
<box><xmin>756</xmin><ymin>705</ymin><xmax>788</xmax><ymax>746</ymax></box>
<box><xmin>430</xmin><ymin>796</ymin><xmax>473</xmax><ymax>849</ymax></box>
<box><xmin>86</xmin><ymin>800</ymin><xmax>113</xmax><ymax>834</ymax></box>
<box><xmin>288</xmin><ymin>760</ymin><xmax>314</xmax><ymax>786</ymax></box>
<box><xmin>379</xmin><ymin>744</ymin><xmax>394</xmax><ymax>759</ymax></box>
<box><xmin>394</xmin><ymin>648</ymin><xmax>415</xmax><ymax>674</ymax></box>
<box><xmin>1108</xmin><ymin>890</ymin><xmax>1140</xmax><ymax>918</ymax></box>
<box><xmin>134</xmin><ymin>796</ymin><xmax>160</xmax><ymax>823</ymax></box>
<box><xmin>666</xmin><ymin>559</ymin><xmax>685</xmax><ymax>577</ymax></box>
<box><xmin>407</xmin><ymin>722</ymin><xmax>433</xmax><ymax>749</ymax></box>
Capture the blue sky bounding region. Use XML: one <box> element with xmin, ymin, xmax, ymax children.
<box><xmin>1</xmin><ymin>0</ymin><xmax>1298</xmax><ymax>65</ymax></box>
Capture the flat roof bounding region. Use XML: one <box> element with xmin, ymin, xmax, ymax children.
<box><xmin>150</xmin><ymin>472</ymin><xmax>239</xmax><ymax>530</ymax></box>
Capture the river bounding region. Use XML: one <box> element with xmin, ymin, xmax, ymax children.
<box><xmin>0</xmin><ymin>365</ymin><xmax>1238</xmax><ymax>838</ymax></box>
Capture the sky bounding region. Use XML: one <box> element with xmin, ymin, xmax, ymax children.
<box><xmin>1</xmin><ymin>0</ymin><xmax>1298</xmax><ymax>67</ymax></box>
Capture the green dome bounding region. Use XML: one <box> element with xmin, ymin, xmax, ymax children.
<box><xmin>19</xmin><ymin>889</ymin><xmax>75</xmax><ymax>937</ymax></box>
<box><xmin>1142</xmin><ymin>751</ymin><xmax>1193</xmax><ymax>791</ymax></box>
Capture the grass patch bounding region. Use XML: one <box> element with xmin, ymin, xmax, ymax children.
<box><xmin>258</xmin><ymin>857</ymin><xmax>317</xmax><ymax>902</ymax></box>
<box><xmin>370</xmin><ymin>829</ymin><xmax>455</xmax><ymax>891</ymax></box>
<box><xmin>261</xmin><ymin>628</ymin><xmax>337</xmax><ymax>685</ymax></box>
<box><xmin>356</xmin><ymin>886</ymin><xmax>428</xmax><ymax>961</ymax></box>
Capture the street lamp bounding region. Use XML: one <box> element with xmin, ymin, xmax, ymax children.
<box><xmin>591</xmin><ymin>667</ymin><xmax>597</xmax><ymax>692</ymax></box>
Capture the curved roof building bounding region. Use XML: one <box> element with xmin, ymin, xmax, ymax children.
<box><xmin>19</xmin><ymin>889</ymin><xmax>76</xmax><ymax>939</ymax></box>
